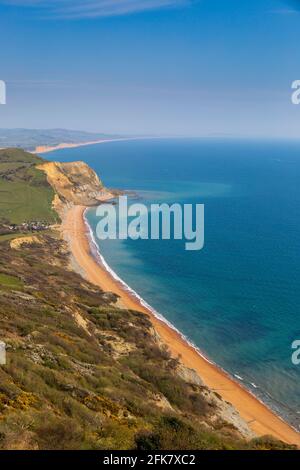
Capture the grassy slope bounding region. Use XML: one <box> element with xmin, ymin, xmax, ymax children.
<box><xmin>0</xmin><ymin>148</ymin><xmax>58</xmax><ymax>225</ymax></box>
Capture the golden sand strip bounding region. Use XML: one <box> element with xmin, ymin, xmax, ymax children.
<box><xmin>62</xmin><ymin>204</ymin><xmax>300</xmax><ymax>447</ymax></box>
<box><xmin>34</xmin><ymin>139</ymin><xmax>117</xmax><ymax>154</ymax></box>
<box><xmin>34</xmin><ymin>137</ymin><xmax>155</xmax><ymax>155</ymax></box>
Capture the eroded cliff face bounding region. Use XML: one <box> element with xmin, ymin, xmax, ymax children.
<box><xmin>38</xmin><ymin>161</ymin><xmax>114</xmax><ymax>211</ymax></box>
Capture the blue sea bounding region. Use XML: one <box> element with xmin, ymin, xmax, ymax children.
<box><xmin>48</xmin><ymin>138</ymin><xmax>300</xmax><ymax>429</ymax></box>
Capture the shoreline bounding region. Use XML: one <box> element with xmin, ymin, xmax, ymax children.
<box><xmin>83</xmin><ymin>209</ymin><xmax>218</xmax><ymax>366</ymax></box>
<box><xmin>62</xmin><ymin>204</ymin><xmax>300</xmax><ymax>447</ymax></box>
<box><xmin>33</xmin><ymin>136</ymin><xmax>159</xmax><ymax>155</ymax></box>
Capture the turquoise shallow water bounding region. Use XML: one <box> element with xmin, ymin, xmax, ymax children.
<box><xmin>49</xmin><ymin>138</ymin><xmax>300</xmax><ymax>429</ymax></box>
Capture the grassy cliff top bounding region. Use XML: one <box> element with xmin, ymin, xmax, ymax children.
<box><xmin>0</xmin><ymin>149</ymin><xmax>58</xmax><ymax>225</ymax></box>
<box><xmin>0</xmin><ymin>148</ymin><xmax>43</xmax><ymax>164</ymax></box>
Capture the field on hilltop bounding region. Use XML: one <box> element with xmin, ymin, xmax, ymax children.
<box><xmin>0</xmin><ymin>148</ymin><xmax>58</xmax><ymax>225</ymax></box>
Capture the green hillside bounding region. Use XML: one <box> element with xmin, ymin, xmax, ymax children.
<box><xmin>0</xmin><ymin>148</ymin><xmax>58</xmax><ymax>225</ymax></box>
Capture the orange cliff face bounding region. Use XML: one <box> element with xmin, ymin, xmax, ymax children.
<box><xmin>37</xmin><ymin>161</ymin><xmax>114</xmax><ymax>211</ymax></box>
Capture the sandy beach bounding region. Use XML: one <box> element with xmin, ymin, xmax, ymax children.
<box><xmin>34</xmin><ymin>139</ymin><xmax>122</xmax><ymax>155</ymax></box>
<box><xmin>62</xmin><ymin>204</ymin><xmax>300</xmax><ymax>447</ymax></box>
<box><xmin>34</xmin><ymin>136</ymin><xmax>158</xmax><ymax>155</ymax></box>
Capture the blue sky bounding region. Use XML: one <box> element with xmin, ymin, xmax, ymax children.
<box><xmin>0</xmin><ymin>0</ymin><xmax>299</xmax><ymax>137</ymax></box>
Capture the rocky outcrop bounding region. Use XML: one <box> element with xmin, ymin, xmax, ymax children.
<box><xmin>10</xmin><ymin>235</ymin><xmax>42</xmax><ymax>250</ymax></box>
<box><xmin>175</xmin><ymin>363</ymin><xmax>204</xmax><ymax>386</ymax></box>
<box><xmin>173</xmin><ymin>362</ymin><xmax>253</xmax><ymax>439</ymax></box>
<box><xmin>201</xmin><ymin>387</ymin><xmax>255</xmax><ymax>439</ymax></box>
<box><xmin>37</xmin><ymin>161</ymin><xmax>114</xmax><ymax>210</ymax></box>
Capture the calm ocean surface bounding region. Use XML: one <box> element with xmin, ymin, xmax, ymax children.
<box><xmin>48</xmin><ymin>138</ymin><xmax>300</xmax><ymax>428</ymax></box>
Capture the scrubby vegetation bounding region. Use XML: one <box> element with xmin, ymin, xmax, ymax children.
<box><xmin>0</xmin><ymin>234</ymin><xmax>294</xmax><ymax>450</ymax></box>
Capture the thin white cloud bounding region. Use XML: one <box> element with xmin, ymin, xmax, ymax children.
<box><xmin>2</xmin><ymin>0</ymin><xmax>191</xmax><ymax>18</ymax></box>
<box><xmin>270</xmin><ymin>8</ymin><xmax>300</xmax><ymax>14</ymax></box>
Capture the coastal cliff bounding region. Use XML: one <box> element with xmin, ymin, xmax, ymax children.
<box><xmin>37</xmin><ymin>161</ymin><xmax>114</xmax><ymax>213</ymax></box>
<box><xmin>0</xmin><ymin>149</ymin><xmax>296</xmax><ymax>450</ymax></box>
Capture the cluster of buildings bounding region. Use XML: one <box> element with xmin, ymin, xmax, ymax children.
<box><xmin>6</xmin><ymin>221</ymin><xmax>50</xmax><ymax>233</ymax></box>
